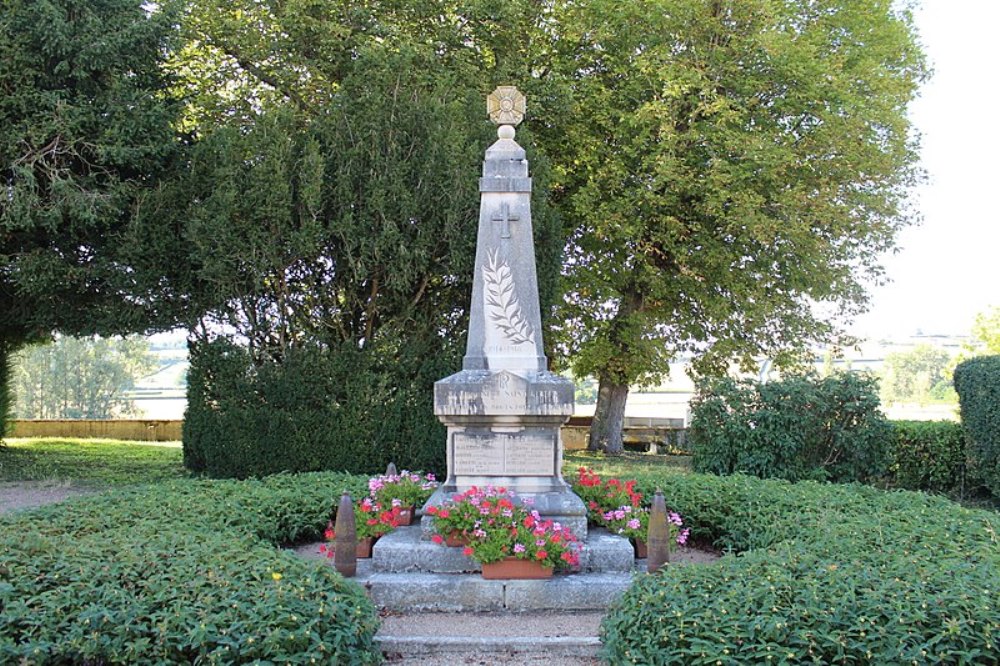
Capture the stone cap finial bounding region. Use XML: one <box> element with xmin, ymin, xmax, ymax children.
<box><xmin>488</xmin><ymin>86</ymin><xmax>526</xmax><ymax>126</ymax></box>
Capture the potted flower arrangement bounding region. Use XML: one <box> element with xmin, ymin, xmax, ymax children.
<box><xmin>572</xmin><ymin>467</ymin><xmax>643</xmax><ymax>525</ymax></box>
<box><xmin>600</xmin><ymin>504</ymin><xmax>651</xmax><ymax>557</ymax></box>
<box><xmin>428</xmin><ymin>486</ymin><xmax>581</xmax><ymax>578</ymax></box>
<box><xmin>574</xmin><ymin>467</ymin><xmax>691</xmax><ymax>558</ymax></box>
<box><xmin>319</xmin><ymin>497</ymin><xmax>402</xmax><ymax>559</ymax></box>
<box><xmin>369</xmin><ymin>470</ymin><xmax>438</xmax><ymax>525</ymax></box>
<box><xmin>425</xmin><ymin>484</ymin><xmax>519</xmax><ymax>546</ymax></box>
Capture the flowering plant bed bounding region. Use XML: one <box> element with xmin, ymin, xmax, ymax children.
<box><xmin>369</xmin><ymin>470</ymin><xmax>438</xmax><ymax>511</ymax></box>
<box><xmin>574</xmin><ymin>467</ymin><xmax>691</xmax><ymax>553</ymax></box>
<box><xmin>572</xmin><ymin>466</ymin><xmax>643</xmax><ymax>524</ymax></box>
<box><xmin>318</xmin><ymin>496</ymin><xmax>402</xmax><ymax>559</ymax></box>
<box><xmin>428</xmin><ymin>485</ymin><xmax>581</xmax><ymax>571</ymax></box>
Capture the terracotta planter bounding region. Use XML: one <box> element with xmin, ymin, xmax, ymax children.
<box><xmin>633</xmin><ymin>538</ymin><xmax>647</xmax><ymax>559</ymax></box>
<box><xmin>445</xmin><ymin>531</ymin><xmax>469</xmax><ymax>547</ymax></box>
<box><xmin>397</xmin><ymin>506</ymin><xmax>415</xmax><ymax>526</ymax></box>
<box><xmin>481</xmin><ymin>557</ymin><xmax>554</xmax><ymax>580</ymax></box>
<box><xmin>356</xmin><ymin>536</ymin><xmax>375</xmax><ymax>559</ymax></box>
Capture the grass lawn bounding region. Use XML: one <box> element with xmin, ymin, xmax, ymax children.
<box><xmin>565</xmin><ymin>449</ymin><xmax>692</xmax><ymax>479</ymax></box>
<box><xmin>0</xmin><ymin>437</ymin><xmax>187</xmax><ymax>486</ymax></box>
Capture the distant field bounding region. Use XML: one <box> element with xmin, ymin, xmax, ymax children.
<box><xmin>0</xmin><ymin>438</ymin><xmax>186</xmax><ymax>486</ymax></box>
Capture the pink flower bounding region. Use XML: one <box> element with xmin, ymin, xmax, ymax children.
<box><xmin>677</xmin><ymin>528</ymin><xmax>690</xmax><ymax>545</ymax></box>
<box><xmin>513</xmin><ymin>543</ymin><xmax>526</xmax><ymax>554</ymax></box>
<box><xmin>627</xmin><ymin>519</ymin><xmax>641</xmax><ymax>530</ymax></box>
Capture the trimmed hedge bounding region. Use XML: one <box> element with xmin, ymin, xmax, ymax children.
<box><xmin>0</xmin><ymin>472</ymin><xmax>378</xmax><ymax>664</ymax></box>
<box><xmin>602</xmin><ymin>471</ymin><xmax>1000</xmax><ymax>664</ymax></box>
<box><xmin>888</xmin><ymin>420</ymin><xmax>967</xmax><ymax>494</ymax></box>
<box><xmin>955</xmin><ymin>355</ymin><xmax>1000</xmax><ymax>496</ymax></box>
<box><xmin>0</xmin><ymin>339</ymin><xmax>14</xmax><ymax>440</ymax></box>
<box><xmin>184</xmin><ymin>339</ymin><xmax>451</xmax><ymax>479</ymax></box>
<box><xmin>689</xmin><ymin>373</ymin><xmax>891</xmax><ymax>483</ymax></box>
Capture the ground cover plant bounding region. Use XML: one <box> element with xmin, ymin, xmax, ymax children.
<box><xmin>597</xmin><ymin>467</ymin><xmax>1000</xmax><ymax>664</ymax></box>
<box><xmin>0</xmin><ymin>438</ymin><xmax>186</xmax><ymax>485</ymax></box>
<box><xmin>0</xmin><ymin>471</ymin><xmax>379</xmax><ymax>664</ymax></box>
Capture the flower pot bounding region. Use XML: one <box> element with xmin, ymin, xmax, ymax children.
<box><xmin>356</xmin><ymin>536</ymin><xmax>375</xmax><ymax>559</ymax></box>
<box><xmin>633</xmin><ymin>538</ymin><xmax>647</xmax><ymax>559</ymax></box>
<box><xmin>481</xmin><ymin>557</ymin><xmax>554</xmax><ymax>580</ymax></box>
<box><xmin>397</xmin><ymin>506</ymin><xmax>415</xmax><ymax>526</ymax></box>
<box><xmin>445</xmin><ymin>531</ymin><xmax>469</xmax><ymax>547</ymax></box>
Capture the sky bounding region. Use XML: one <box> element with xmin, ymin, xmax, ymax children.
<box><xmin>849</xmin><ymin>0</ymin><xmax>1000</xmax><ymax>340</ymax></box>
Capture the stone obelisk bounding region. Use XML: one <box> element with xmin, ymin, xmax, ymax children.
<box><xmin>427</xmin><ymin>86</ymin><xmax>586</xmax><ymax>537</ymax></box>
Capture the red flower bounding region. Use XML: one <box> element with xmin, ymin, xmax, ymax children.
<box><xmin>535</xmin><ymin>550</ymin><xmax>548</xmax><ymax>560</ymax></box>
<box><xmin>438</xmin><ymin>508</ymin><xmax>451</xmax><ymax>519</ymax></box>
<box><xmin>431</xmin><ymin>534</ymin><xmax>444</xmax><ymax>544</ymax></box>
<box><xmin>462</xmin><ymin>546</ymin><xmax>474</xmax><ymax>557</ymax></box>
<box><xmin>426</xmin><ymin>505</ymin><xmax>439</xmax><ymax>516</ymax></box>
<box><xmin>324</xmin><ymin>527</ymin><xmax>335</xmax><ymax>540</ymax></box>
<box><xmin>523</xmin><ymin>515</ymin><xmax>536</xmax><ymax>528</ymax></box>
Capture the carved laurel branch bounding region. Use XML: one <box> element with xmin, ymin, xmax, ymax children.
<box><xmin>482</xmin><ymin>249</ymin><xmax>535</xmax><ymax>346</ymax></box>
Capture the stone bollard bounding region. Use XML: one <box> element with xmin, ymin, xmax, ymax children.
<box><xmin>333</xmin><ymin>491</ymin><xmax>357</xmax><ymax>577</ymax></box>
<box><xmin>647</xmin><ymin>489</ymin><xmax>671</xmax><ymax>573</ymax></box>
<box><xmin>385</xmin><ymin>462</ymin><xmax>397</xmax><ymax>476</ymax></box>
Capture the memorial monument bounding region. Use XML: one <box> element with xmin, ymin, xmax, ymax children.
<box><xmin>426</xmin><ymin>86</ymin><xmax>587</xmax><ymax>537</ymax></box>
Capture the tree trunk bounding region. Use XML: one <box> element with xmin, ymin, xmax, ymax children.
<box><xmin>588</xmin><ymin>374</ymin><xmax>629</xmax><ymax>454</ymax></box>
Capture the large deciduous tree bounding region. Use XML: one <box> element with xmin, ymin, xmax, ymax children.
<box><xmin>541</xmin><ymin>0</ymin><xmax>928</xmax><ymax>452</ymax></box>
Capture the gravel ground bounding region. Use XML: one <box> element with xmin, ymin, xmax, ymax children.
<box><xmin>0</xmin><ymin>481</ymin><xmax>100</xmax><ymax>516</ymax></box>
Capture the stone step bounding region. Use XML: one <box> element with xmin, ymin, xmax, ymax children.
<box><xmin>377</xmin><ymin>611</ymin><xmax>605</xmax><ymax>663</ymax></box>
<box><xmin>372</xmin><ymin>525</ymin><xmax>634</xmax><ymax>574</ymax></box>
<box><xmin>363</xmin><ymin>571</ymin><xmax>633</xmax><ymax>612</ymax></box>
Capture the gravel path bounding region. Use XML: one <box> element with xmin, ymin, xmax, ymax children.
<box><xmin>0</xmin><ymin>481</ymin><xmax>100</xmax><ymax>516</ymax></box>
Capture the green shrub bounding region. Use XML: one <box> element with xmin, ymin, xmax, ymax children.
<box><xmin>601</xmin><ymin>471</ymin><xmax>1000</xmax><ymax>664</ymax></box>
<box><xmin>0</xmin><ymin>472</ymin><xmax>377</xmax><ymax>664</ymax></box>
<box><xmin>689</xmin><ymin>372</ymin><xmax>891</xmax><ymax>483</ymax></box>
<box><xmin>184</xmin><ymin>339</ymin><xmax>450</xmax><ymax>479</ymax></box>
<box><xmin>955</xmin><ymin>355</ymin><xmax>1000</xmax><ymax>496</ymax></box>
<box><xmin>0</xmin><ymin>341</ymin><xmax>12</xmax><ymax>440</ymax></box>
<box><xmin>888</xmin><ymin>420</ymin><xmax>968</xmax><ymax>494</ymax></box>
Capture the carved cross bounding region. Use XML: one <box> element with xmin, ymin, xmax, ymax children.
<box><xmin>491</xmin><ymin>202</ymin><xmax>519</xmax><ymax>239</ymax></box>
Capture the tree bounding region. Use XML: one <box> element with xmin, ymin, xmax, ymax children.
<box><xmin>880</xmin><ymin>344</ymin><xmax>953</xmax><ymax>405</ymax></box>
<box><xmin>12</xmin><ymin>335</ymin><xmax>156</xmax><ymax>419</ymax></box>
<box><xmin>969</xmin><ymin>306</ymin><xmax>1000</xmax><ymax>355</ymax></box>
<box><xmin>540</xmin><ymin>0</ymin><xmax>927</xmax><ymax>452</ymax></box>
<box><xmin>1</xmin><ymin>0</ymin><xmax>185</xmax><ymax>433</ymax></box>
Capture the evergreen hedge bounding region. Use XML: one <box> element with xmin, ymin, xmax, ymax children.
<box><xmin>954</xmin><ymin>355</ymin><xmax>1000</xmax><ymax>496</ymax></box>
<box><xmin>689</xmin><ymin>373</ymin><xmax>891</xmax><ymax>483</ymax></box>
<box><xmin>602</xmin><ymin>471</ymin><xmax>1000</xmax><ymax>664</ymax></box>
<box><xmin>888</xmin><ymin>420</ymin><xmax>967</xmax><ymax>495</ymax></box>
<box><xmin>0</xmin><ymin>340</ymin><xmax>12</xmax><ymax>440</ymax></box>
<box><xmin>0</xmin><ymin>472</ymin><xmax>377</xmax><ymax>664</ymax></box>
<box><xmin>183</xmin><ymin>339</ymin><xmax>451</xmax><ymax>479</ymax></box>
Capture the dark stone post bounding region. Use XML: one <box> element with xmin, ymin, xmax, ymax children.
<box><xmin>646</xmin><ymin>489</ymin><xmax>671</xmax><ymax>573</ymax></box>
<box><xmin>333</xmin><ymin>491</ymin><xmax>357</xmax><ymax>577</ymax></box>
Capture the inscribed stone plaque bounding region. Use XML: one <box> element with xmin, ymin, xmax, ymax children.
<box><xmin>453</xmin><ymin>431</ymin><xmax>555</xmax><ymax>476</ymax></box>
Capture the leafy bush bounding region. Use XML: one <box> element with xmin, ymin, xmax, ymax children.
<box><xmin>955</xmin><ymin>355</ymin><xmax>1000</xmax><ymax>496</ymax></box>
<box><xmin>184</xmin><ymin>339</ymin><xmax>450</xmax><ymax>479</ymax></box>
<box><xmin>0</xmin><ymin>340</ymin><xmax>12</xmax><ymax>440</ymax></box>
<box><xmin>689</xmin><ymin>372</ymin><xmax>891</xmax><ymax>483</ymax></box>
<box><xmin>601</xmin><ymin>470</ymin><xmax>1000</xmax><ymax>664</ymax></box>
<box><xmin>888</xmin><ymin>420</ymin><xmax>968</xmax><ymax>494</ymax></box>
<box><xmin>0</xmin><ymin>472</ymin><xmax>379</xmax><ymax>664</ymax></box>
